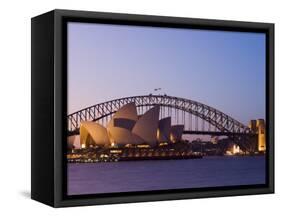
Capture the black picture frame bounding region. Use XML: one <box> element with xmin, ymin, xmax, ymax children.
<box><xmin>31</xmin><ymin>9</ymin><xmax>274</xmax><ymax>207</ymax></box>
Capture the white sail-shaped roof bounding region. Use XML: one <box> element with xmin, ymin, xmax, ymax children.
<box><xmin>108</xmin><ymin>127</ymin><xmax>145</xmax><ymax>145</ymax></box>
<box><xmin>106</xmin><ymin>103</ymin><xmax>141</xmax><ymax>145</ymax></box>
<box><xmin>107</xmin><ymin>102</ymin><xmax>138</xmax><ymax>130</ymax></box>
<box><xmin>132</xmin><ymin>106</ymin><xmax>160</xmax><ymax>146</ymax></box>
<box><xmin>170</xmin><ymin>125</ymin><xmax>184</xmax><ymax>143</ymax></box>
<box><xmin>157</xmin><ymin>117</ymin><xmax>171</xmax><ymax>143</ymax></box>
<box><xmin>67</xmin><ymin>135</ymin><xmax>81</xmax><ymax>149</ymax></box>
<box><xmin>80</xmin><ymin>121</ymin><xmax>110</xmax><ymax>147</ymax></box>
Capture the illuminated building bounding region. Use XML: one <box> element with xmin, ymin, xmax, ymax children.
<box><xmin>68</xmin><ymin>103</ymin><xmax>184</xmax><ymax>148</ymax></box>
<box><xmin>248</xmin><ymin>119</ymin><xmax>266</xmax><ymax>152</ymax></box>
<box><xmin>157</xmin><ymin>117</ymin><xmax>172</xmax><ymax>143</ymax></box>
<box><xmin>170</xmin><ymin>125</ymin><xmax>184</xmax><ymax>143</ymax></box>
<box><xmin>80</xmin><ymin>122</ymin><xmax>110</xmax><ymax>147</ymax></box>
<box><xmin>132</xmin><ymin>106</ymin><xmax>160</xmax><ymax>147</ymax></box>
<box><xmin>107</xmin><ymin>102</ymin><xmax>143</xmax><ymax>146</ymax></box>
<box><xmin>256</xmin><ymin>119</ymin><xmax>266</xmax><ymax>152</ymax></box>
<box><xmin>248</xmin><ymin>120</ymin><xmax>257</xmax><ymax>132</ymax></box>
<box><xmin>67</xmin><ymin>135</ymin><xmax>80</xmax><ymax>149</ymax></box>
<box><xmin>107</xmin><ymin>102</ymin><xmax>138</xmax><ymax>130</ymax></box>
<box><xmin>232</xmin><ymin>144</ymin><xmax>240</xmax><ymax>154</ymax></box>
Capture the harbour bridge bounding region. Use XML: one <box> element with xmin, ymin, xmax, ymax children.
<box><xmin>67</xmin><ymin>95</ymin><xmax>258</xmax><ymax>152</ymax></box>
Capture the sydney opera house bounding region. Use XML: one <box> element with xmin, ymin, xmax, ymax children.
<box><xmin>68</xmin><ymin>103</ymin><xmax>184</xmax><ymax>149</ymax></box>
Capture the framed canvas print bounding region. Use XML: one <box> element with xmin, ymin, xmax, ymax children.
<box><xmin>31</xmin><ymin>9</ymin><xmax>274</xmax><ymax>207</ymax></box>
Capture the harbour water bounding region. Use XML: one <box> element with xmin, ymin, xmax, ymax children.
<box><xmin>67</xmin><ymin>156</ymin><xmax>266</xmax><ymax>195</ymax></box>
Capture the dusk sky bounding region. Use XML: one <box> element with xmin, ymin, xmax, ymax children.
<box><xmin>67</xmin><ymin>22</ymin><xmax>266</xmax><ymax>125</ymax></box>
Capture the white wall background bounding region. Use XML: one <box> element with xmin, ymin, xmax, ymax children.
<box><xmin>0</xmin><ymin>0</ymin><xmax>279</xmax><ymax>215</ymax></box>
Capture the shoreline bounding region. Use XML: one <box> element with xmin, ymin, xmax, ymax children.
<box><xmin>67</xmin><ymin>153</ymin><xmax>265</xmax><ymax>164</ymax></box>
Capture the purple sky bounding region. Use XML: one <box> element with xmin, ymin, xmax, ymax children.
<box><xmin>67</xmin><ymin>22</ymin><xmax>266</xmax><ymax>126</ymax></box>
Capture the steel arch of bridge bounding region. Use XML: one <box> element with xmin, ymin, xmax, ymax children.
<box><xmin>67</xmin><ymin>95</ymin><xmax>252</xmax><ymax>135</ymax></box>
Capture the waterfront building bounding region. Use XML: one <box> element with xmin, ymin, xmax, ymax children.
<box><xmin>256</xmin><ymin>119</ymin><xmax>266</xmax><ymax>152</ymax></box>
<box><xmin>67</xmin><ymin>135</ymin><xmax>80</xmax><ymax>149</ymax></box>
<box><xmin>170</xmin><ymin>125</ymin><xmax>184</xmax><ymax>143</ymax></box>
<box><xmin>157</xmin><ymin>117</ymin><xmax>172</xmax><ymax>143</ymax></box>
<box><xmin>67</xmin><ymin>103</ymin><xmax>184</xmax><ymax>148</ymax></box>
<box><xmin>248</xmin><ymin>119</ymin><xmax>266</xmax><ymax>152</ymax></box>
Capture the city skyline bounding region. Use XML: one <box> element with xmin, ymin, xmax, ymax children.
<box><xmin>67</xmin><ymin>22</ymin><xmax>266</xmax><ymax>126</ymax></box>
